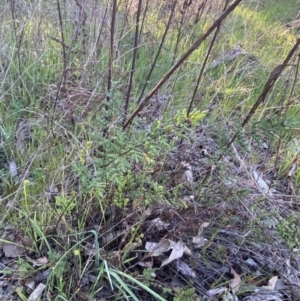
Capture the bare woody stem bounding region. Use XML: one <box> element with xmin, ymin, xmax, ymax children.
<box><xmin>226</xmin><ymin>38</ymin><xmax>300</xmax><ymax>151</ymax></box>
<box><xmin>123</xmin><ymin>0</ymin><xmax>243</xmax><ymax>130</ymax></box>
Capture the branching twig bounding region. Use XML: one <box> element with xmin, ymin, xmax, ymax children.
<box><xmin>107</xmin><ymin>0</ymin><xmax>117</xmax><ymax>102</ymax></box>
<box><xmin>51</xmin><ymin>0</ymin><xmax>69</xmax><ymax>138</ymax></box>
<box><xmin>55</xmin><ymin>0</ymin><xmax>68</xmax><ymax>89</ymax></box>
<box><xmin>123</xmin><ymin>0</ymin><xmax>243</xmax><ymax>130</ymax></box>
<box><xmin>226</xmin><ymin>39</ymin><xmax>300</xmax><ymax>150</ymax></box>
<box><xmin>137</xmin><ymin>0</ymin><xmax>178</xmax><ymax>104</ymax></box>
<box><xmin>9</xmin><ymin>0</ymin><xmax>27</xmax><ymax>90</ymax></box>
<box><xmin>124</xmin><ymin>0</ymin><xmax>143</xmax><ymax>124</ymax></box>
<box><xmin>47</xmin><ymin>35</ymin><xmax>70</xmax><ymax>49</ymax></box>
<box><xmin>187</xmin><ymin>0</ymin><xmax>230</xmax><ymax>116</ymax></box>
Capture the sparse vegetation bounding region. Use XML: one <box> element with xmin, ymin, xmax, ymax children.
<box><xmin>0</xmin><ymin>0</ymin><xmax>300</xmax><ymax>300</ymax></box>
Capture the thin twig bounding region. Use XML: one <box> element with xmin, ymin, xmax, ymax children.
<box><xmin>123</xmin><ymin>0</ymin><xmax>243</xmax><ymax>130</ymax></box>
<box><xmin>187</xmin><ymin>0</ymin><xmax>230</xmax><ymax>116</ymax></box>
<box><xmin>47</xmin><ymin>35</ymin><xmax>70</xmax><ymax>49</ymax></box>
<box><xmin>51</xmin><ymin>0</ymin><xmax>69</xmax><ymax>139</ymax></box>
<box><xmin>137</xmin><ymin>0</ymin><xmax>178</xmax><ymax>104</ymax></box>
<box><xmin>124</xmin><ymin>0</ymin><xmax>143</xmax><ymax>124</ymax></box>
<box><xmin>107</xmin><ymin>0</ymin><xmax>117</xmax><ymax>102</ymax></box>
<box><xmin>225</xmin><ymin>39</ymin><xmax>300</xmax><ymax>151</ymax></box>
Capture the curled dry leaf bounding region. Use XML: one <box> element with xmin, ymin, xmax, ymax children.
<box><xmin>183</xmin><ymin>244</ymin><xmax>192</xmax><ymax>256</ymax></box>
<box><xmin>193</xmin><ymin>221</ymin><xmax>209</xmax><ymax>249</ymax></box>
<box><xmin>25</xmin><ymin>280</ymin><xmax>36</xmax><ymax>291</ymax></box>
<box><xmin>145</xmin><ymin>239</ymin><xmax>191</xmax><ymax>267</ymax></box>
<box><xmin>192</xmin><ymin>236</ymin><xmax>207</xmax><ymax>249</ymax></box>
<box><xmin>262</xmin><ymin>276</ymin><xmax>278</xmax><ymax>290</ymax></box>
<box><xmin>26</xmin><ymin>256</ymin><xmax>48</xmax><ymax>267</ymax></box>
<box><xmin>198</xmin><ymin>222</ymin><xmax>210</xmax><ymax>236</ymax></box>
<box><xmin>161</xmin><ymin>240</ymin><xmax>191</xmax><ymax>267</ymax></box>
<box><xmin>145</xmin><ymin>239</ymin><xmax>171</xmax><ymax>256</ymax></box>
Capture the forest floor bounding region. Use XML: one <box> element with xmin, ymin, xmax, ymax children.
<box><xmin>0</xmin><ymin>0</ymin><xmax>300</xmax><ymax>300</ymax></box>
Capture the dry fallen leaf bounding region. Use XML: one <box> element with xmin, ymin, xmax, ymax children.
<box><xmin>145</xmin><ymin>239</ymin><xmax>171</xmax><ymax>256</ymax></box>
<box><xmin>198</xmin><ymin>222</ymin><xmax>210</xmax><ymax>236</ymax></box>
<box><xmin>25</xmin><ymin>280</ymin><xmax>36</xmax><ymax>291</ymax></box>
<box><xmin>28</xmin><ymin>283</ymin><xmax>46</xmax><ymax>301</ymax></box>
<box><xmin>161</xmin><ymin>240</ymin><xmax>191</xmax><ymax>267</ymax></box>
<box><xmin>262</xmin><ymin>276</ymin><xmax>278</xmax><ymax>290</ymax></box>
<box><xmin>26</xmin><ymin>256</ymin><xmax>48</xmax><ymax>267</ymax></box>
<box><xmin>3</xmin><ymin>242</ymin><xmax>26</xmax><ymax>258</ymax></box>
<box><xmin>183</xmin><ymin>245</ymin><xmax>192</xmax><ymax>256</ymax></box>
<box><xmin>208</xmin><ymin>287</ymin><xmax>227</xmax><ymax>296</ymax></box>
<box><xmin>9</xmin><ymin>160</ymin><xmax>18</xmax><ymax>178</ymax></box>
<box><xmin>223</xmin><ymin>291</ymin><xmax>238</xmax><ymax>301</ymax></box>
<box><xmin>144</xmin><ymin>206</ymin><xmax>154</xmax><ymax>217</ymax></box>
<box><xmin>192</xmin><ymin>222</ymin><xmax>209</xmax><ymax>249</ymax></box>
<box><xmin>176</xmin><ymin>260</ymin><xmax>196</xmax><ymax>278</ymax></box>
<box><xmin>245</xmin><ymin>289</ymin><xmax>283</xmax><ymax>301</ymax></box>
<box><xmin>145</xmin><ymin>239</ymin><xmax>191</xmax><ymax>266</ymax></box>
<box><xmin>147</xmin><ymin>218</ymin><xmax>170</xmax><ymax>231</ymax></box>
<box><xmin>288</xmin><ymin>162</ymin><xmax>297</xmax><ymax>178</ymax></box>
<box><xmin>230</xmin><ymin>267</ymin><xmax>241</xmax><ymax>294</ymax></box>
<box><xmin>174</xmin><ymin>162</ymin><xmax>193</xmax><ymax>185</ymax></box>
<box><xmin>253</xmin><ymin>170</ymin><xmax>272</xmax><ymax>195</ymax></box>
<box><xmin>137</xmin><ymin>261</ymin><xmax>153</xmax><ymax>268</ymax></box>
<box><xmin>192</xmin><ymin>236</ymin><xmax>207</xmax><ymax>249</ymax></box>
<box><xmin>1</xmin><ymin>233</ymin><xmax>33</xmax><ymax>258</ymax></box>
<box><xmin>15</xmin><ymin>120</ymin><xmax>32</xmax><ymax>151</ymax></box>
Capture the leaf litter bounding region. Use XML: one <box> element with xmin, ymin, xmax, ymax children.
<box><xmin>2</xmin><ymin>121</ymin><xmax>300</xmax><ymax>301</ymax></box>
